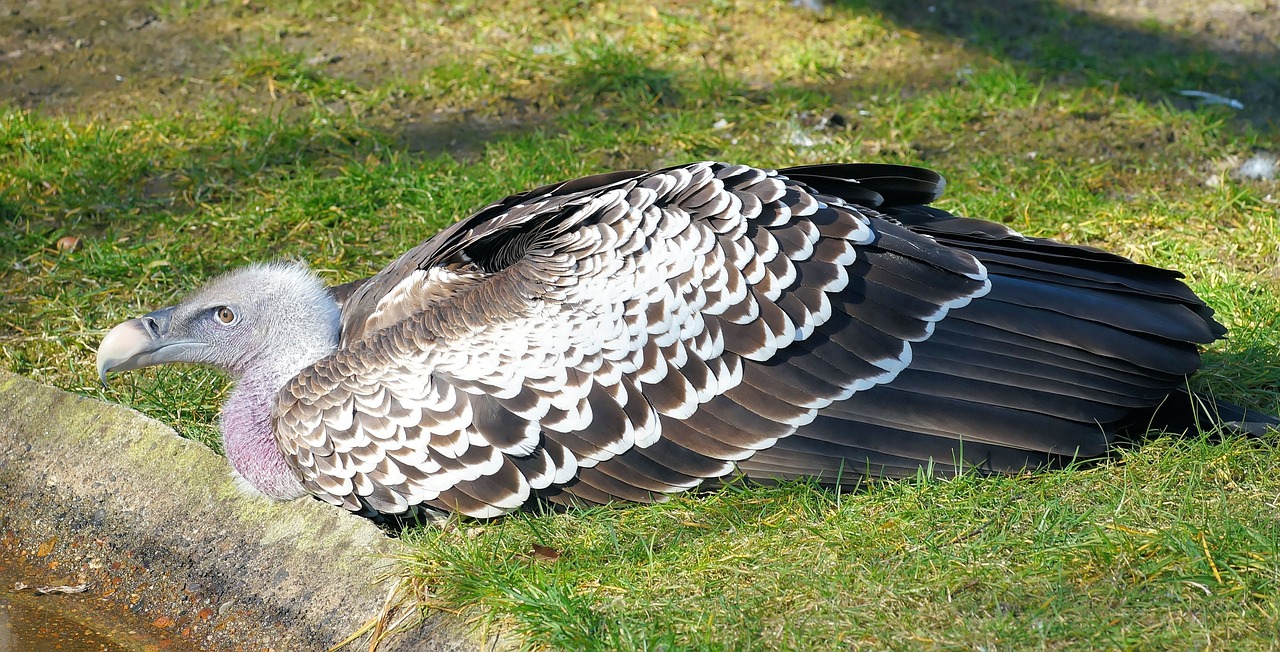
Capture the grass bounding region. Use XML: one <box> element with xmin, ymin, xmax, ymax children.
<box><xmin>2</xmin><ymin>0</ymin><xmax>1279</xmax><ymax>649</ymax></box>
<box><xmin>404</xmin><ymin>435</ymin><xmax>1280</xmax><ymax>650</ymax></box>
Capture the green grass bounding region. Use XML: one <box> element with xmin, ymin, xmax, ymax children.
<box><xmin>2</xmin><ymin>0</ymin><xmax>1278</xmax><ymax>649</ymax></box>
<box><xmin>405</xmin><ymin>435</ymin><xmax>1280</xmax><ymax>650</ymax></box>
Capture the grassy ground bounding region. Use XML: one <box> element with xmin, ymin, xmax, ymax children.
<box><xmin>2</xmin><ymin>0</ymin><xmax>1279</xmax><ymax>649</ymax></box>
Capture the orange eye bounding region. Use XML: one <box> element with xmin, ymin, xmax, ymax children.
<box><xmin>214</xmin><ymin>306</ymin><xmax>236</xmax><ymax>324</ymax></box>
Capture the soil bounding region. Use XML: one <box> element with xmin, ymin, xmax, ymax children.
<box><xmin>2</xmin><ymin>0</ymin><xmax>1276</xmax><ymax>125</ymax></box>
<box><xmin>1</xmin><ymin>539</ymin><xmax>198</xmax><ymax>652</ymax></box>
<box><xmin>0</xmin><ymin>0</ymin><xmax>539</xmax><ymax>159</ymax></box>
<box><xmin>851</xmin><ymin>0</ymin><xmax>1279</xmax><ymax>125</ymax></box>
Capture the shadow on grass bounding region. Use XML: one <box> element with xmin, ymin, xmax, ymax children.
<box><xmin>835</xmin><ymin>0</ymin><xmax>1280</xmax><ymax>127</ymax></box>
<box><xmin>559</xmin><ymin>42</ymin><xmax>682</xmax><ymax>107</ymax></box>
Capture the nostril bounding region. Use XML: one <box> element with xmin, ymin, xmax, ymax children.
<box><xmin>140</xmin><ymin>307</ymin><xmax>173</xmax><ymax>338</ymax></box>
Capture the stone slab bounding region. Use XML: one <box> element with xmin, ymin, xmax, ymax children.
<box><xmin>0</xmin><ymin>371</ymin><xmax>472</xmax><ymax>652</ymax></box>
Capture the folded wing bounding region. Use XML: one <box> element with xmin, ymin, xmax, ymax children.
<box><xmin>272</xmin><ymin>162</ymin><xmax>1223</xmax><ymax>517</ymax></box>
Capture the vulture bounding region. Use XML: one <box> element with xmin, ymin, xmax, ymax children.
<box><xmin>97</xmin><ymin>162</ymin><xmax>1276</xmax><ymax>520</ymax></box>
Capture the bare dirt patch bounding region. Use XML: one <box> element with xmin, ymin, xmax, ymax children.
<box><xmin>1</xmin><ymin>0</ymin><xmax>233</xmax><ymax>114</ymax></box>
<box><xmin>6</xmin><ymin>0</ymin><xmax>1277</xmax><ymax>125</ymax></box>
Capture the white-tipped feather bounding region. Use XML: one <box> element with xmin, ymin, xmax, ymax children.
<box><xmin>95</xmin><ymin>161</ymin><xmax>1225</xmax><ymax>522</ymax></box>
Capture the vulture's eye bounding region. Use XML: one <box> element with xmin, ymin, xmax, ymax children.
<box><xmin>213</xmin><ymin>306</ymin><xmax>236</xmax><ymax>324</ymax></box>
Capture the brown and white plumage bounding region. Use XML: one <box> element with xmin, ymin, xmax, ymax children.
<box><xmin>96</xmin><ymin>162</ymin><xmax>1273</xmax><ymax>519</ymax></box>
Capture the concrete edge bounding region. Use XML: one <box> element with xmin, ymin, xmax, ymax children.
<box><xmin>0</xmin><ymin>370</ymin><xmax>475</xmax><ymax>651</ymax></box>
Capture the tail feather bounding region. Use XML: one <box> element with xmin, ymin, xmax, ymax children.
<box><xmin>1120</xmin><ymin>388</ymin><xmax>1280</xmax><ymax>438</ymax></box>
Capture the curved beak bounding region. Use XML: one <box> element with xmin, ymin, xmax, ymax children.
<box><xmin>96</xmin><ymin>307</ymin><xmax>207</xmax><ymax>386</ymax></box>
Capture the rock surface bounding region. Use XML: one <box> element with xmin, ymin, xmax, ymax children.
<box><xmin>0</xmin><ymin>370</ymin><xmax>470</xmax><ymax>652</ymax></box>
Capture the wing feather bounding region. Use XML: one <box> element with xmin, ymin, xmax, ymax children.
<box><xmin>272</xmin><ymin>161</ymin><xmax>1225</xmax><ymax>518</ymax></box>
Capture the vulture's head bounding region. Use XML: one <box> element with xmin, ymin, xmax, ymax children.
<box><xmin>97</xmin><ymin>262</ymin><xmax>341</xmax><ymax>387</ymax></box>
<box><xmin>97</xmin><ymin>262</ymin><xmax>341</xmax><ymax>500</ymax></box>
